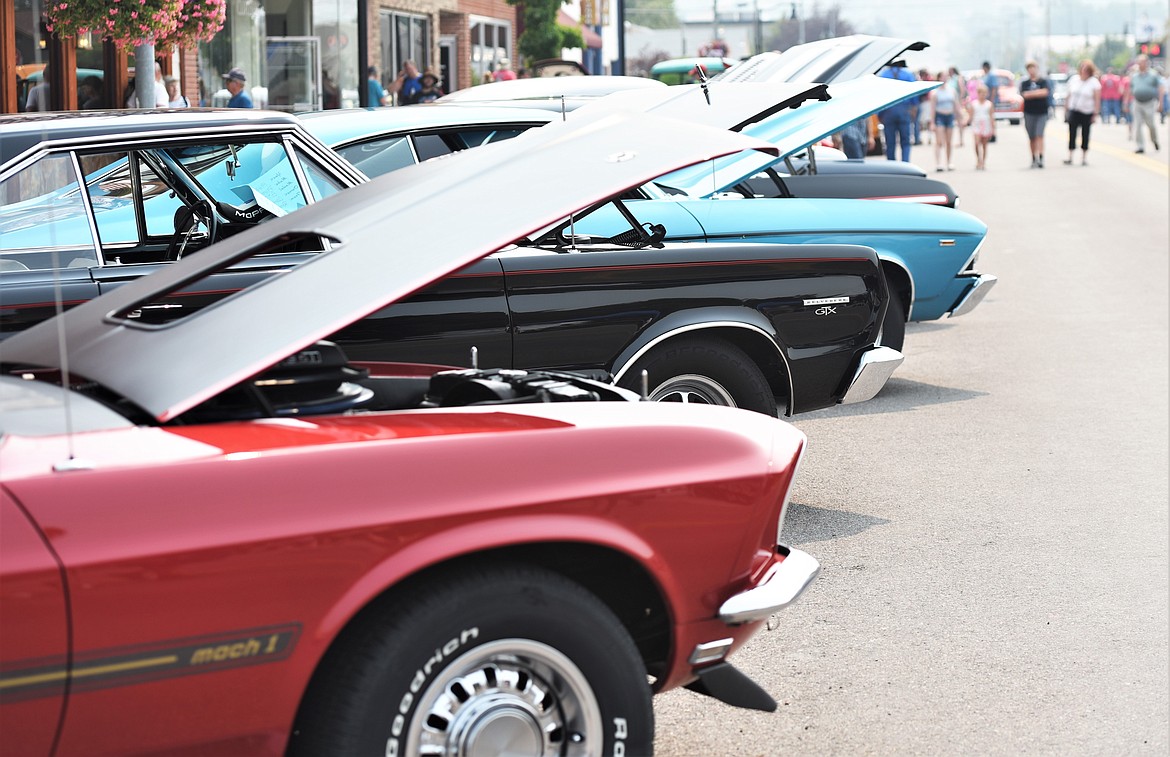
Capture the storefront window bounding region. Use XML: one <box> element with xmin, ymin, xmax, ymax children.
<box><xmin>313</xmin><ymin>0</ymin><xmax>359</xmax><ymax>109</ymax></box>
<box><xmin>199</xmin><ymin>0</ymin><xmax>265</xmax><ymax>107</ymax></box>
<box><xmin>380</xmin><ymin>11</ymin><xmax>430</xmax><ymax>89</ymax></box>
<box><xmin>14</xmin><ymin>0</ymin><xmax>103</xmax><ymax>112</ymax></box>
<box><xmin>469</xmin><ymin>17</ymin><xmax>511</xmax><ymax>84</ymax></box>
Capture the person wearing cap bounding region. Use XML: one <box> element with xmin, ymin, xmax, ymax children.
<box><xmin>493</xmin><ymin>57</ymin><xmax>517</xmax><ymax>81</ymax></box>
<box><xmin>223</xmin><ymin>68</ymin><xmax>253</xmax><ymax>109</ymax></box>
<box><xmin>414</xmin><ymin>71</ymin><xmax>444</xmax><ymax>103</ymax></box>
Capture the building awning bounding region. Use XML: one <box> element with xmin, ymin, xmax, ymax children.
<box><xmin>559</xmin><ymin>9</ymin><xmax>603</xmax><ymax>49</ymax></box>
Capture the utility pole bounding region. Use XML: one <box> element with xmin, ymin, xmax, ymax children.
<box><xmin>789</xmin><ymin>3</ymin><xmax>805</xmax><ymax>45</ymax></box>
<box><xmin>1045</xmin><ymin>0</ymin><xmax>1051</xmax><ymax>71</ymax></box>
<box><xmin>616</xmin><ymin>0</ymin><xmax>625</xmax><ymax>75</ymax></box>
<box><xmin>753</xmin><ymin>0</ymin><xmax>762</xmax><ymax>54</ymax></box>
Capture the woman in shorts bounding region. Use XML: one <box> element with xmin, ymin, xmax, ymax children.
<box><xmin>932</xmin><ymin>70</ymin><xmax>958</xmax><ymax>171</ymax></box>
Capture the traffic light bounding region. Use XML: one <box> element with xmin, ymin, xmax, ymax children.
<box><xmin>1138</xmin><ymin>41</ymin><xmax>1162</xmax><ymax>57</ymax></box>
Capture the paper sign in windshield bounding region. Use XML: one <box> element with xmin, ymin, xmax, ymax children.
<box><xmin>249</xmin><ymin>162</ymin><xmax>306</xmax><ymax>217</ymax></box>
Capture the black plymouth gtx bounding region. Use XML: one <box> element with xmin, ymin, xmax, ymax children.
<box><xmin>0</xmin><ymin>110</ymin><xmax>901</xmax><ymax>415</ymax></box>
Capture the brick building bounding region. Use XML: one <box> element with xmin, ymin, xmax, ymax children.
<box><xmin>2</xmin><ymin>0</ymin><xmax>521</xmax><ymax>114</ymax></box>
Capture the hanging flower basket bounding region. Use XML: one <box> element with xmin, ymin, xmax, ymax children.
<box><xmin>46</xmin><ymin>0</ymin><xmax>185</xmax><ymax>49</ymax></box>
<box><xmin>154</xmin><ymin>0</ymin><xmax>227</xmax><ymax>52</ymax></box>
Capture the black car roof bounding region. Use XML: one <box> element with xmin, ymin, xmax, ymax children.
<box><xmin>0</xmin><ymin>109</ymin><xmax>305</xmax><ymax>166</ymax></box>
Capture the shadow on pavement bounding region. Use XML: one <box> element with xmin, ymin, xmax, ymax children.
<box><xmin>781</xmin><ymin>502</ymin><xmax>890</xmax><ymax>545</ymax></box>
<box><xmin>797</xmin><ymin>377</ymin><xmax>988</xmax><ymax>419</ymax></box>
<box><xmin>905</xmin><ymin>320</ymin><xmax>958</xmax><ymax>336</ymax></box>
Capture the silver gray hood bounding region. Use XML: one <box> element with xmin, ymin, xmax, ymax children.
<box><xmin>1</xmin><ymin>111</ymin><xmax>779</xmax><ymax>422</ymax></box>
<box><xmin>572</xmin><ymin>80</ymin><xmax>829</xmax><ymax>133</ymax></box>
<box><xmin>717</xmin><ymin>35</ymin><xmax>929</xmax><ymax>85</ymax></box>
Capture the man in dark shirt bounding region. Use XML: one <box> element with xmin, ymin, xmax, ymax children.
<box><xmin>1019</xmin><ymin>61</ymin><xmax>1051</xmax><ymax>167</ymax></box>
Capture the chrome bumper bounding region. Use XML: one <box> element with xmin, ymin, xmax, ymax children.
<box><xmin>840</xmin><ymin>346</ymin><xmax>904</xmax><ymax>405</ymax></box>
<box><xmin>718</xmin><ymin>546</ymin><xmax>820</xmax><ymax>625</ymax></box>
<box><xmin>949</xmin><ymin>273</ymin><xmax>998</xmax><ymax>318</ymax></box>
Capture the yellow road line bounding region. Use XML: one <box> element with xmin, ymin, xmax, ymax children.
<box><xmin>1093</xmin><ymin>142</ymin><xmax>1170</xmax><ymax>177</ymax></box>
<box><xmin>0</xmin><ymin>655</ymin><xmax>178</xmax><ymax>690</ymax></box>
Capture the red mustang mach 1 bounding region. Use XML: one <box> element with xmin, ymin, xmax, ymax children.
<box><xmin>0</xmin><ymin>112</ymin><xmax>819</xmax><ymax>756</ymax></box>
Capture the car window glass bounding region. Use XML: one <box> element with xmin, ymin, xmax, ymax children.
<box><xmin>0</xmin><ymin>154</ymin><xmax>96</xmax><ymax>268</ymax></box>
<box><xmin>412</xmin><ymin>133</ymin><xmax>454</xmax><ymax>162</ymax></box>
<box><xmin>336</xmin><ymin>136</ymin><xmax>416</xmax><ymax>178</ymax></box>
<box><xmin>139</xmin><ymin>155</ymin><xmax>185</xmax><ymax>238</ymax></box>
<box><xmin>165</xmin><ymin>141</ymin><xmax>309</xmax><ymax>217</ymax></box>
<box><xmin>81</xmin><ymin>152</ymin><xmax>139</xmax><ymax>247</ymax></box>
<box><xmin>453</xmin><ymin>127</ymin><xmax>527</xmax><ymax>149</ymax></box>
<box><xmin>292</xmin><ymin>147</ymin><xmax>346</xmax><ymax>202</ymax></box>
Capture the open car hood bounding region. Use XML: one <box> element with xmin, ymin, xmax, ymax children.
<box><xmin>716</xmin><ymin>34</ymin><xmax>929</xmax><ymax>85</ymax></box>
<box><xmin>437</xmin><ymin>76</ymin><xmax>667</xmax><ymax>104</ymax></box>
<box><xmin>1</xmin><ymin>112</ymin><xmax>778</xmax><ymax>423</ymax></box>
<box><xmin>571</xmin><ymin>80</ymin><xmax>830</xmax><ymax>134</ymax></box>
<box><xmin>654</xmin><ymin>75</ymin><xmax>937</xmax><ymax>197</ymax></box>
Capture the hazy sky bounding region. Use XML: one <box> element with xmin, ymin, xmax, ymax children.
<box><xmin>673</xmin><ymin>0</ymin><xmax>1167</xmax><ymax>70</ymax></box>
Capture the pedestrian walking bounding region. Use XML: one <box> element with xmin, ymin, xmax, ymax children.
<box><xmin>165</xmin><ymin>76</ymin><xmax>189</xmax><ymax>108</ymax></box>
<box><xmin>1099</xmin><ymin>68</ymin><xmax>1122</xmax><ymax>123</ymax></box>
<box><xmin>1019</xmin><ymin>61</ymin><xmax>1050</xmax><ymax>167</ymax></box>
<box><xmin>878</xmin><ymin>60</ymin><xmax>918</xmax><ymax>162</ymax></box>
<box><xmin>932</xmin><ymin>70</ymin><xmax>957</xmax><ymax>171</ymax></box>
<box><xmin>367</xmin><ymin>67</ymin><xmax>390</xmax><ymax>107</ymax></box>
<box><xmin>1063</xmin><ymin>59</ymin><xmax>1100</xmax><ymax>165</ymax></box>
<box><xmin>389</xmin><ymin>60</ymin><xmax>422</xmax><ymax>105</ymax></box>
<box><xmin>222</xmin><ymin>68</ymin><xmax>253</xmax><ymax>109</ymax></box>
<box><xmin>493</xmin><ymin>58</ymin><xmax>518</xmax><ymax>82</ymax></box>
<box><xmin>1130</xmin><ymin>54</ymin><xmax>1164</xmax><ymax>153</ymax></box>
<box><xmin>982</xmin><ymin>61</ymin><xmax>1000</xmax><ymax>108</ymax></box>
<box><xmin>833</xmin><ymin>117</ymin><xmax>872</xmax><ymax>159</ymax></box>
<box><xmin>951</xmin><ymin>66</ymin><xmax>970</xmax><ymax>147</ymax></box>
<box><xmin>413</xmin><ymin>71</ymin><xmax>444</xmax><ymax>104</ymax></box>
<box><xmin>968</xmin><ymin>84</ymin><xmax>995</xmax><ymax>170</ymax></box>
<box><xmin>916</xmin><ymin>69</ymin><xmax>933</xmax><ymax>145</ymax></box>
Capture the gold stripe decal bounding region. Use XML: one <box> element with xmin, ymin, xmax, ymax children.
<box><xmin>0</xmin><ymin>624</ymin><xmax>300</xmax><ymax>702</ymax></box>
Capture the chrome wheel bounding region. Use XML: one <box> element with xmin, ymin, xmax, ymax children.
<box><xmin>408</xmin><ymin>639</ymin><xmax>603</xmax><ymax>757</ymax></box>
<box><xmin>647</xmin><ymin>373</ymin><xmax>737</xmax><ymax>406</ymax></box>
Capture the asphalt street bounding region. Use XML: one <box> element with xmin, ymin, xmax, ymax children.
<box><xmin>653</xmin><ymin>118</ymin><xmax>1170</xmax><ymax>755</ymax></box>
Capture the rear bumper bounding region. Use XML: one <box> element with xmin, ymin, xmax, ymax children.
<box><xmin>840</xmin><ymin>346</ymin><xmax>904</xmax><ymax>405</ymax></box>
<box><xmin>949</xmin><ymin>273</ymin><xmax>998</xmax><ymax>318</ymax></box>
<box><xmin>718</xmin><ymin>545</ymin><xmax>820</xmax><ymax>624</ymax></box>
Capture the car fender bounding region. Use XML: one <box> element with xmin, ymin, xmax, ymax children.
<box><xmin>877</xmin><ymin>255</ymin><xmax>915</xmax><ymax>320</ymax></box>
<box><xmin>311</xmin><ymin>514</ymin><xmax>681</xmax><ymax>652</ymax></box>
<box><xmin>607</xmin><ymin>307</ymin><xmax>793</xmax><ymax>403</ymax></box>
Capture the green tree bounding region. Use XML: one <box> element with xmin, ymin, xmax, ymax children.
<box><xmin>507</xmin><ymin>0</ymin><xmax>585</xmax><ymax>63</ymax></box>
<box><xmin>762</xmin><ymin>4</ymin><xmax>854</xmax><ymax>51</ymax></box>
<box><xmin>1092</xmin><ymin>34</ymin><xmax>1131</xmax><ymax>73</ymax></box>
<box><xmin>627</xmin><ymin>0</ymin><xmax>678</xmax><ymax>30</ymax></box>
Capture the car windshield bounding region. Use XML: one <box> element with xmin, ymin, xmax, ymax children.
<box><xmin>0</xmin><ymin>135</ymin><xmax>340</xmax><ymax>272</ymax></box>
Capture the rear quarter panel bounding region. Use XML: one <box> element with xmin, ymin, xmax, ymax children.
<box><xmin>676</xmin><ymin>197</ymin><xmax>987</xmax><ymax>321</ymax></box>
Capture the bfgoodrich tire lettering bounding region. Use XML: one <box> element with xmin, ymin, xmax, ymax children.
<box><xmin>288</xmin><ymin>563</ymin><xmax>654</xmax><ymax>757</ymax></box>
<box><xmin>618</xmin><ymin>336</ymin><xmax>777</xmax><ymax>416</ymax></box>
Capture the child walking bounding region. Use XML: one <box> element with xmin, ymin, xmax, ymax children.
<box><xmin>968</xmin><ymin>84</ymin><xmax>996</xmax><ymax>169</ymax></box>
